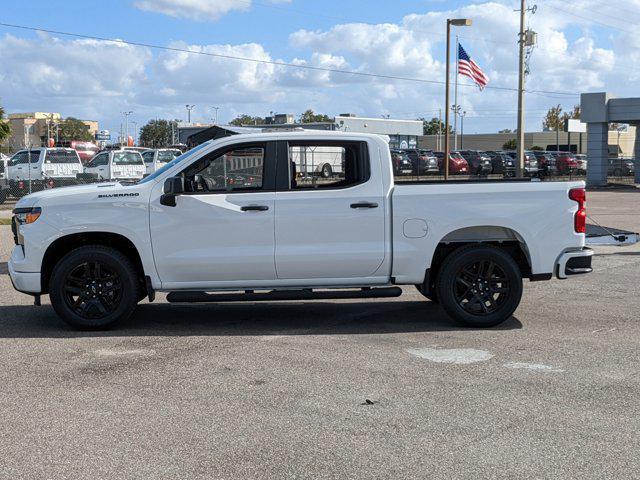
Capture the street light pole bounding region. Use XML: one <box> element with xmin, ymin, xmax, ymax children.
<box><xmin>186</xmin><ymin>105</ymin><xmax>195</xmax><ymax>123</ymax></box>
<box><xmin>460</xmin><ymin>111</ymin><xmax>466</xmax><ymax>150</ymax></box>
<box><xmin>211</xmin><ymin>106</ymin><xmax>219</xmax><ymax>125</ymax></box>
<box><xmin>444</xmin><ymin>18</ymin><xmax>472</xmax><ymax>180</ymax></box>
<box><xmin>122</xmin><ymin>111</ymin><xmax>133</xmax><ymax>145</ymax></box>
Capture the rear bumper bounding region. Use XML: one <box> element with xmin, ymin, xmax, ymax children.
<box><xmin>556</xmin><ymin>247</ymin><xmax>594</xmax><ymax>279</ymax></box>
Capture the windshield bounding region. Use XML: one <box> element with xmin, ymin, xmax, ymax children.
<box><xmin>137</xmin><ymin>142</ymin><xmax>211</xmax><ymax>185</ymax></box>
<box><xmin>157</xmin><ymin>150</ymin><xmax>181</xmax><ymax>163</ymax></box>
<box><xmin>45</xmin><ymin>150</ymin><xmax>80</xmax><ymax>164</ymax></box>
<box><xmin>113</xmin><ymin>151</ymin><xmax>143</xmax><ymax>165</ymax></box>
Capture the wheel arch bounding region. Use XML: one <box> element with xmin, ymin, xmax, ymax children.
<box><xmin>41</xmin><ymin>232</ymin><xmax>146</xmax><ymax>295</ymax></box>
<box><xmin>423</xmin><ymin>225</ymin><xmax>533</xmax><ymax>293</ymax></box>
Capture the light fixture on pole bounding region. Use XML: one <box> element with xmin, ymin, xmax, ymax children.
<box><xmin>185</xmin><ymin>105</ymin><xmax>195</xmax><ymax>124</ymax></box>
<box><xmin>444</xmin><ymin>18</ymin><xmax>472</xmax><ymax>180</ymax></box>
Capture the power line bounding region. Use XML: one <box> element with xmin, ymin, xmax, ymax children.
<box><xmin>0</xmin><ymin>21</ymin><xmax>580</xmax><ymax>97</ymax></box>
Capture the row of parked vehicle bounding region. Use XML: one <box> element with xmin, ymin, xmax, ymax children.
<box><xmin>389</xmin><ymin>148</ymin><xmax>598</xmax><ymax>178</ymax></box>
<box><xmin>1</xmin><ymin>146</ymin><xmax>183</xmax><ymax>198</ymax></box>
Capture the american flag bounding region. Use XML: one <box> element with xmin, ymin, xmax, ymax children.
<box><xmin>458</xmin><ymin>44</ymin><xmax>489</xmax><ymax>90</ymax></box>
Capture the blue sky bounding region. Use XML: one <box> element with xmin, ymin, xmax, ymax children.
<box><xmin>0</xmin><ymin>0</ymin><xmax>634</xmax><ymax>136</ymax></box>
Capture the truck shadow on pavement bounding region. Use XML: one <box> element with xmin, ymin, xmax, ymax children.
<box><xmin>0</xmin><ymin>300</ymin><xmax>522</xmax><ymax>338</ymax></box>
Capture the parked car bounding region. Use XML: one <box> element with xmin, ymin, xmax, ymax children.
<box><xmin>142</xmin><ymin>148</ymin><xmax>183</xmax><ymax>175</ymax></box>
<box><xmin>9</xmin><ymin>131</ymin><xmax>593</xmax><ymax>331</ymax></box>
<box><xmin>485</xmin><ymin>151</ymin><xmax>516</xmax><ymax>177</ymax></box>
<box><xmin>7</xmin><ymin>148</ymin><xmax>83</xmax><ymax>196</ymax></box>
<box><xmin>504</xmin><ymin>151</ymin><xmax>539</xmax><ymax>177</ymax></box>
<box><xmin>608</xmin><ymin>157</ymin><xmax>635</xmax><ymax>177</ymax></box>
<box><xmin>533</xmin><ymin>151</ymin><xmax>558</xmax><ymax>177</ymax></box>
<box><xmin>404</xmin><ymin>149</ymin><xmax>439</xmax><ymax>175</ymax></box>
<box><xmin>390</xmin><ymin>149</ymin><xmax>414</xmax><ymax>176</ymax></box>
<box><xmin>574</xmin><ymin>154</ymin><xmax>587</xmax><ymax>174</ymax></box>
<box><xmin>70</xmin><ymin>141</ymin><xmax>99</xmax><ymax>164</ymax></box>
<box><xmin>457</xmin><ymin>150</ymin><xmax>492</xmax><ymax>175</ymax></box>
<box><xmin>553</xmin><ymin>152</ymin><xmax>579</xmax><ymax>175</ymax></box>
<box><xmin>433</xmin><ymin>151</ymin><xmax>469</xmax><ymax>175</ymax></box>
<box><xmin>79</xmin><ymin>149</ymin><xmax>145</xmax><ymax>183</ymax></box>
<box><xmin>0</xmin><ymin>153</ymin><xmax>8</xmax><ymax>204</ymax></box>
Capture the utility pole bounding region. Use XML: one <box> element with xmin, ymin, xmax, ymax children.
<box><xmin>516</xmin><ymin>0</ymin><xmax>526</xmax><ymax>177</ymax></box>
<box><xmin>211</xmin><ymin>106</ymin><xmax>220</xmax><ymax>125</ymax></box>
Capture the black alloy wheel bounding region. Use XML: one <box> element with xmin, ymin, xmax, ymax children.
<box><xmin>50</xmin><ymin>246</ymin><xmax>140</xmax><ymax>330</ymax></box>
<box><xmin>435</xmin><ymin>245</ymin><xmax>523</xmax><ymax>328</ymax></box>
<box><xmin>453</xmin><ymin>259</ymin><xmax>509</xmax><ymax>316</ymax></box>
<box><xmin>62</xmin><ymin>261</ymin><xmax>123</xmax><ymax>319</ymax></box>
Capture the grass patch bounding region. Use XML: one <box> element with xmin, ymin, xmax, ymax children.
<box><xmin>0</xmin><ymin>218</ymin><xmax>11</xmax><ymax>225</ymax></box>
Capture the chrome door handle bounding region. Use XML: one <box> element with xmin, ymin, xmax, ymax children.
<box><xmin>350</xmin><ymin>202</ymin><xmax>378</xmax><ymax>209</ymax></box>
<box><xmin>241</xmin><ymin>205</ymin><xmax>269</xmax><ymax>212</ymax></box>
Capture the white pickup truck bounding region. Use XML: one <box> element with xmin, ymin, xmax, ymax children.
<box><xmin>8</xmin><ymin>131</ymin><xmax>593</xmax><ymax>330</ymax></box>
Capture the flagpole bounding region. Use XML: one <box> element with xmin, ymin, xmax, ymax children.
<box><xmin>453</xmin><ymin>35</ymin><xmax>459</xmax><ymax>150</ymax></box>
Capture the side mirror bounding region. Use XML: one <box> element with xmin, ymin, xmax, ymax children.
<box><xmin>160</xmin><ymin>176</ymin><xmax>184</xmax><ymax>207</ymax></box>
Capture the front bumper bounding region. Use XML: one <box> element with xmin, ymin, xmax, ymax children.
<box><xmin>556</xmin><ymin>247</ymin><xmax>594</xmax><ymax>279</ymax></box>
<box><xmin>8</xmin><ymin>253</ymin><xmax>41</xmax><ymax>294</ymax></box>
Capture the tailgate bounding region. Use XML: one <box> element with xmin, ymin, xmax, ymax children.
<box><xmin>44</xmin><ymin>163</ymin><xmax>82</xmax><ymax>178</ymax></box>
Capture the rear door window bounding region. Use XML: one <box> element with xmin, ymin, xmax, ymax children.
<box><xmin>142</xmin><ymin>151</ymin><xmax>155</xmax><ymax>163</ymax></box>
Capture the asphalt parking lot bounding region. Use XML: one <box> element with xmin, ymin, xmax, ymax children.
<box><xmin>0</xmin><ymin>189</ymin><xmax>639</xmax><ymax>479</ymax></box>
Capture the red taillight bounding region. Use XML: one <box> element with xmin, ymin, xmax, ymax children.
<box><xmin>18</xmin><ymin>181</ymin><xmax>24</xmax><ymax>189</ymax></box>
<box><xmin>569</xmin><ymin>188</ymin><xmax>586</xmax><ymax>233</ymax></box>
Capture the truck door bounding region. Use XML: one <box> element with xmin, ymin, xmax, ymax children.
<box><xmin>149</xmin><ymin>142</ymin><xmax>278</xmax><ymax>287</ymax></box>
<box><xmin>274</xmin><ymin>140</ymin><xmax>387</xmax><ymax>279</ymax></box>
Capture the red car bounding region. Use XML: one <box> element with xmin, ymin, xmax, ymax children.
<box><xmin>434</xmin><ymin>151</ymin><xmax>469</xmax><ymax>174</ymax></box>
<box><xmin>554</xmin><ymin>152</ymin><xmax>579</xmax><ymax>175</ymax></box>
<box><xmin>70</xmin><ymin>141</ymin><xmax>99</xmax><ymax>164</ymax></box>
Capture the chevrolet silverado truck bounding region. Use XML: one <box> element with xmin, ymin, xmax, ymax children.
<box><xmin>8</xmin><ymin>131</ymin><xmax>593</xmax><ymax>330</ymax></box>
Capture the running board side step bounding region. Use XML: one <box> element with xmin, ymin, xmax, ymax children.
<box><xmin>167</xmin><ymin>287</ymin><xmax>403</xmax><ymax>303</ymax></box>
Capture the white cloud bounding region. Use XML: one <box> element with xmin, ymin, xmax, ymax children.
<box><xmin>133</xmin><ymin>0</ymin><xmax>290</xmax><ymax>21</ymax></box>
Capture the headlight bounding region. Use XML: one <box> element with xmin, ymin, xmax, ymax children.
<box><xmin>13</xmin><ymin>207</ymin><xmax>42</xmax><ymax>225</ymax></box>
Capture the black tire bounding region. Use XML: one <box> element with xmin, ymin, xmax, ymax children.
<box><xmin>0</xmin><ymin>189</ymin><xmax>6</xmax><ymax>205</ymax></box>
<box><xmin>320</xmin><ymin>164</ymin><xmax>333</xmax><ymax>178</ymax></box>
<box><xmin>49</xmin><ymin>246</ymin><xmax>140</xmax><ymax>330</ymax></box>
<box><xmin>435</xmin><ymin>245</ymin><xmax>522</xmax><ymax>328</ymax></box>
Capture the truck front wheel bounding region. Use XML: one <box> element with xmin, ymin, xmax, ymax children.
<box><xmin>49</xmin><ymin>246</ymin><xmax>140</xmax><ymax>330</ymax></box>
<box><xmin>435</xmin><ymin>245</ymin><xmax>522</xmax><ymax>328</ymax></box>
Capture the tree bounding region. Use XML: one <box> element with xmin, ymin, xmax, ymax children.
<box><xmin>502</xmin><ymin>139</ymin><xmax>517</xmax><ymax>150</ymax></box>
<box><xmin>417</xmin><ymin>117</ymin><xmax>452</xmax><ymax>135</ymax></box>
<box><xmin>299</xmin><ymin>109</ymin><xmax>332</xmax><ymax>123</ymax></box>
<box><xmin>498</xmin><ymin>128</ymin><xmax>513</xmax><ymax>133</ymax></box>
<box><xmin>139</xmin><ymin>119</ymin><xmax>179</xmax><ymax>148</ymax></box>
<box><xmin>542</xmin><ymin>104</ymin><xmax>580</xmax><ymax>131</ymax></box>
<box><xmin>58</xmin><ymin>117</ymin><xmax>94</xmax><ymax>142</ymax></box>
<box><xmin>530</xmin><ymin>145</ymin><xmax>544</xmax><ymax>151</ymax></box>
<box><xmin>229</xmin><ymin>114</ymin><xmax>266</xmax><ymax>126</ymax></box>
<box><xmin>0</xmin><ymin>105</ymin><xmax>10</xmax><ymax>145</ymax></box>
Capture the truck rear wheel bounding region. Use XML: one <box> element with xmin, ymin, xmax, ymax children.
<box><xmin>435</xmin><ymin>245</ymin><xmax>522</xmax><ymax>328</ymax></box>
<box><xmin>49</xmin><ymin>246</ymin><xmax>140</xmax><ymax>330</ymax></box>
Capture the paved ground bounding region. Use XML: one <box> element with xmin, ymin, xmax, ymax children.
<box><xmin>0</xmin><ymin>190</ymin><xmax>638</xmax><ymax>479</ymax></box>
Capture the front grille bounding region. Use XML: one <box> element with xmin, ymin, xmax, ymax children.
<box><xmin>11</xmin><ymin>215</ymin><xmax>18</xmax><ymax>245</ymax></box>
